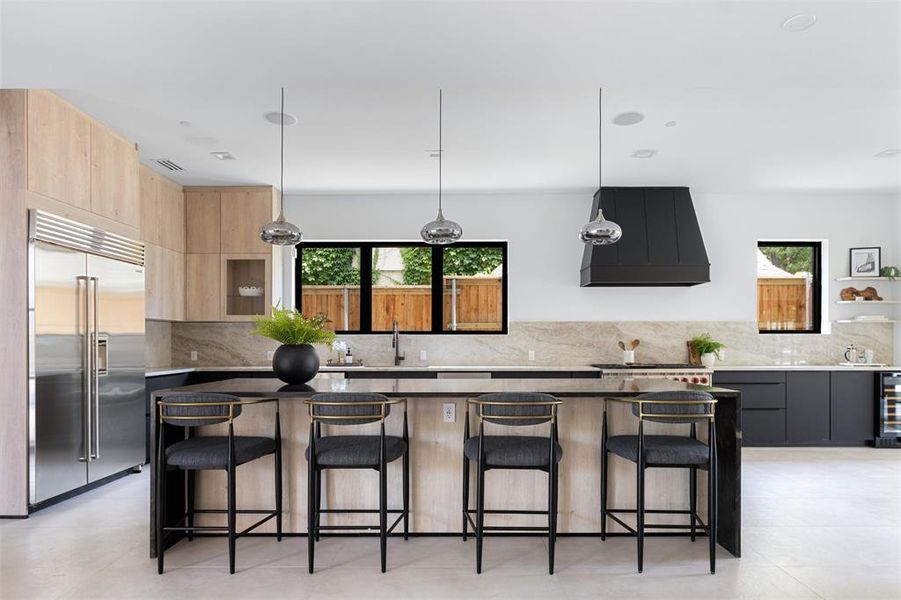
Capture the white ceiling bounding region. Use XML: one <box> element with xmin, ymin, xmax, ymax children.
<box><xmin>2</xmin><ymin>1</ymin><xmax>899</xmax><ymax>195</ymax></box>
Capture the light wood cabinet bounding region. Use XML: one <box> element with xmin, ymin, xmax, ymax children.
<box><xmin>220</xmin><ymin>189</ymin><xmax>273</xmax><ymax>253</ymax></box>
<box><xmin>159</xmin><ymin>176</ymin><xmax>185</xmax><ymax>253</ymax></box>
<box><xmin>185</xmin><ymin>190</ymin><xmax>221</xmax><ymax>253</ymax></box>
<box><xmin>145</xmin><ymin>243</ymin><xmax>186</xmax><ymax>321</ymax></box>
<box><xmin>90</xmin><ymin>122</ymin><xmax>140</xmax><ymax>227</ymax></box>
<box><xmin>139</xmin><ymin>165</ymin><xmax>162</xmax><ymax>246</ymax></box>
<box><xmin>26</xmin><ymin>90</ymin><xmax>91</xmax><ymax>210</ymax></box>
<box><xmin>186</xmin><ymin>253</ymin><xmax>221</xmax><ymax>321</ymax></box>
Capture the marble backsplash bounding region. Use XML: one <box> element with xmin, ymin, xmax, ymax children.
<box><xmin>157</xmin><ymin>320</ymin><xmax>895</xmax><ymax>368</ymax></box>
<box><xmin>146</xmin><ymin>320</ymin><xmax>172</xmax><ymax>368</ymax></box>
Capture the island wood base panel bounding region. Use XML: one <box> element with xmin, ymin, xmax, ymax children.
<box><xmin>153</xmin><ymin>396</ymin><xmax>737</xmax><ymax>554</ymax></box>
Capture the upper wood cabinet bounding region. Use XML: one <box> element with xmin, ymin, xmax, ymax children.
<box><xmin>26</xmin><ymin>90</ymin><xmax>91</xmax><ymax>210</ymax></box>
<box><xmin>90</xmin><ymin>122</ymin><xmax>140</xmax><ymax>227</ymax></box>
<box><xmin>140</xmin><ymin>165</ymin><xmax>185</xmax><ymax>253</ymax></box>
<box><xmin>145</xmin><ymin>243</ymin><xmax>185</xmax><ymax>321</ymax></box>
<box><xmin>185</xmin><ymin>190</ymin><xmax>221</xmax><ymax>253</ymax></box>
<box><xmin>139</xmin><ymin>165</ymin><xmax>162</xmax><ymax>246</ymax></box>
<box><xmin>220</xmin><ymin>189</ymin><xmax>273</xmax><ymax>253</ymax></box>
<box><xmin>186</xmin><ymin>253</ymin><xmax>221</xmax><ymax>321</ymax></box>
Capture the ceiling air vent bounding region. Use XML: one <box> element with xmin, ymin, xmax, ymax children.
<box><xmin>154</xmin><ymin>159</ymin><xmax>184</xmax><ymax>171</ymax></box>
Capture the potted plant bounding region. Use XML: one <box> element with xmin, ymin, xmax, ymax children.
<box><xmin>251</xmin><ymin>306</ymin><xmax>336</xmax><ymax>384</ymax></box>
<box><xmin>688</xmin><ymin>333</ymin><xmax>726</xmax><ymax>369</ymax></box>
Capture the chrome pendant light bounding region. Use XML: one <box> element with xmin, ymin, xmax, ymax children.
<box><xmin>421</xmin><ymin>89</ymin><xmax>463</xmax><ymax>245</ymax></box>
<box><xmin>580</xmin><ymin>88</ymin><xmax>622</xmax><ymax>245</ymax></box>
<box><xmin>259</xmin><ymin>87</ymin><xmax>303</xmax><ymax>246</ymax></box>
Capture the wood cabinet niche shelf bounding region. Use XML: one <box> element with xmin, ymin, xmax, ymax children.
<box><xmin>221</xmin><ymin>254</ymin><xmax>271</xmax><ymax>321</ymax></box>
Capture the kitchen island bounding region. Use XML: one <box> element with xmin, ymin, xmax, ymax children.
<box><xmin>150</xmin><ymin>376</ymin><xmax>741</xmax><ymax>557</ymax></box>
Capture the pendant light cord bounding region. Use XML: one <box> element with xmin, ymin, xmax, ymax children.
<box><xmin>438</xmin><ymin>88</ymin><xmax>443</xmax><ymax>215</ymax></box>
<box><xmin>278</xmin><ymin>87</ymin><xmax>286</xmax><ymax>221</ymax></box>
<box><xmin>598</xmin><ymin>87</ymin><xmax>602</xmax><ymax>213</ymax></box>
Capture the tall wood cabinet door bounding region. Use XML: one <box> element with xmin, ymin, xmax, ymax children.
<box><xmin>186</xmin><ymin>254</ymin><xmax>220</xmax><ymax>321</ymax></box>
<box><xmin>90</xmin><ymin>122</ymin><xmax>140</xmax><ymax>227</ymax></box>
<box><xmin>220</xmin><ymin>189</ymin><xmax>273</xmax><ymax>253</ymax></box>
<box><xmin>139</xmin><ymin>165</ymin><xmax>162</xmax><ymax>246</ymax></box>
<box><xmin>786</xmin><ymin>371</ymin><xmax>831</xmax><ymax>444</ymax></box>
<box><xmin>163</xmin><ymin>248</ymin><xmax>186</xmax><ymax>321</ymax></box>
<box><xmin>185</xmin><ymin>191</ymin><xmax>221</xmax><ymax>253</ymax></box>
<box><xmin>159</xmin><ymin>178</ymin><xmax>185</xmax><ymax>253</ymax></box>
<box><xmin>26</xmin><ymin>90</ymin><xmax>91</xmax><ymax>210</ymax></box>
<box><xmin>144</xmin><ymin>243</ymin><xmax>164</xmax><ymax>320</ymax></box>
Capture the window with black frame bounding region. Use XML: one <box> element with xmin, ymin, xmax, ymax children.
<box><xmin>296</xmin><ymin>242</ymin><xmax>508</xmax><ymax>334</ymax></box>
<box><xmin>757</xmin><ymin>241</ymin><xmax>822</xmax><ymax>333</ymax></box>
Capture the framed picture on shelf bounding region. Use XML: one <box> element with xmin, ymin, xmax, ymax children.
<box><xmin>849</xmin><ymin>247</ymin><xmax>881</xmax><ymax>277</ymax></box>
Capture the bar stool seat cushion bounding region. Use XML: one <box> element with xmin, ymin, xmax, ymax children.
<box><xmin>165</xmin><ymin>436</ymin><xmax>276</xmax><ymax>470</ymax></box>
<box><xmin>464</xmin><ymin>435</ymin><xmax>563</xmax><ymax>468</ymax></box>
<box><xmin>306</xmin><ymin>435</ymin><xmax>407</xmax><ymax>467</ymax></box>
<box><xmin>606</xmin><ymin>435</ymin><xmax>709</xmax><ymax>466</ymax></box>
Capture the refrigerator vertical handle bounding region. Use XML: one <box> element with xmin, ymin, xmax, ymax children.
<box><xmin>77</xmin><ymin>276</ymin><xmax>92</xmax><ymax>462</ymax></box>
<box><xmin>91</xmin><ymin>277</ymin><xmax>101</xmax><ymax>460</ymax></box>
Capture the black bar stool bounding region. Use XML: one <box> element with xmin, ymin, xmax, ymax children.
<box><xmin>462</xmin><ymin>392</ymin><xmax>563</xmax><ymax>574</ymax></box>
<box><xmin>304</xmin><ymin>393</ymin><xmax>409</xmax><ymax>573</ymax></box>
<box><xmin>601</xmin><ymin>390</ymin><xmax>717</xmax><ymax>573</ymax></box>
<box><xmin>155</xmin><ymin>393</ymin><xmax>282</xmax><ymax>574</ymax></box>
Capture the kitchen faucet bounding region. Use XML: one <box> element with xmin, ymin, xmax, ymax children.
<box><xmin>392</xmin><ymin>320</ymin><xmax>405</xmax><ymax>366</ymax></box>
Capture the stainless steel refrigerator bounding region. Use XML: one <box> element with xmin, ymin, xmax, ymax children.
<box><xmin>28</xmin><ymin>210</ymin><xmax>146</xmax><ymax>506</ymax></box>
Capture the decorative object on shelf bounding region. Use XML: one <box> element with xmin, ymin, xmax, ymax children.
<box><xmin>251</xmin><ymin>306</ymin><xmax>335</xmax><ymax>384</ymax></box>
<box><xmin>840</xmin><ymin>286</ymin><xmax>883</xmax><ymax>301</ymax></box>
<box><xmin>259</xmin><ymin>88</ymin><xmax>303</xmax><ymax>246</ymax></box>
<box><xmin>237</xmin><ymin>285</ymin><xmax>264</xmax><ymax>297</ymax></box>
<box><xmin>852</xmin><ymin>315</ymin><xmax>890</xmax><ymax>321</ymax></box>
<box><xmin>880</xmin><ymin>265</ymin><xmax>900</xmax><ymax>280</ymax></box>
<box><xmin>420</xmin><ymin>89</ymin><xmax>463</xmax><ymax>245</ymax></box>
<box><xmin>580</xmin><ymin>88</ymin><xmax>622</xmax><ymax>246</ymax></box>
<box><xmin>325</xmin><ymin>359</ymin><xmax>365</xmax><ymax>367</ymax></box>
<box><xmin>849</xmin><ymin>247</ymin><xmax>881</xmax><ymax>277</ymax></box>
<box><xmin>688</xmin><ymin>333</ymin><xmax>725</xmax><ymax>368</ymax></box>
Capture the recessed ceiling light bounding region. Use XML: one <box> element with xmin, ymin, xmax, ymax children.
<box><xmin>874</xmin><ymin>149</ymin><xmax>901</xmax><ymax>158</ymax></box>
<box><xmin>265</xmin><ymin>112</ymin><xmax>298</xmax><ymax>126</ymax></box>
<box><xmin>612</xmin><ymin>112</ymin><xmax>645</xmax><ymax>126</ymax></box>
<box><xmin>210</xmin><ymin>151</ymin><xmax>235</xmax><ymax>160</ymax></box>
<box><xmin>664</xmin><ymin>121</ymin><xmax>678</xmax><ymax>128</ymax></box>
<box><xmin>782</xmin><ymin>14</ymin><xmax>817</xmax><ymax>32</ymax></box>
<box><xmin>631</xmin><ymin>149</ymin><xmax>656</xmax><ymax>159</ymax></box>
<box><xmin>178</xmin><ymin>120</ymin><xmax>192</xmax><ymax>127</ymax></box>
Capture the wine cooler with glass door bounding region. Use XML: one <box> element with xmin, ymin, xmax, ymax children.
<box><xmin>877</xmin><ymin>372</ymin><xmax>901</xmax><ymax>447</ymax></box>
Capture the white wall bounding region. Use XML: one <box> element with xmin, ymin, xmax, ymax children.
<box><xmin>284</xmin><ymin>191</ymin><xmax>899</xmax><ymax>323</ymax></box>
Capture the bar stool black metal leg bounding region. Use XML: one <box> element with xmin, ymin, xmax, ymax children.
<box><xmin>307</xmin><ymin>466</ymin><xmax>316</xmax><ymax>573</ymax></box>
<box><xmin>708</xmin><ymin>424</ymin><xmax>717</xmax><ymax>574</ymax></box>
<box><xmin>548</xmin><ymin>465</ymin><xmax>558</xmax><ymax>575</ymax></box>
<box><xmin>314</xmin><ymin>469</ymin><xmax>322</xmax><ymax>542</ymax></box>
<box><xmin>600</xmin><ymin>447</ymin><xmax>608</xmax><ymax>542</ymax></box>
<box><xmin>379</xmin><ymin>423</ymin><xmax>387</xmax><ymax>573</ymax></box>
<box><xmin>476</xmin><ymin>462</ymin><xmax>485</xmax><ymax>574</ymax></box>
<box><xmin>403</xmin><ymin>449</ymin><xmax>410</xmax><ymax>541</ymax></box>
<box><xmin>227</xmin><ymin>465</ymin><xmax>236</xmax><ymax>574</ymax></box>
<box><xmin>186</xmin><ymin>470</ymin><xmax>195</xmax><ymax>542</ymax></box>
<box><xmin>275</xmin><ymin>446</ymin><xmax>283</xmax><ymax>542</ymax></box>
<box><xmin>689</xmin><ymin>466</ymin><xmax>697</xmax><ymax>542</ymax></box>
<box><xmin>462</xmin><ymin>455</ymin><xmax>470</xmax><ymax>541</ymax></box>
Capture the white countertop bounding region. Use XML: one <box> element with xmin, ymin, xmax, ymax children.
<box><xmin>715</xmin><ymin>365</ymin><xmax>901</xmax><ymax>372</ymax></box>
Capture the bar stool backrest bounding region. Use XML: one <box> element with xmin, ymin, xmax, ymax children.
<box><xmin>159</xmin><ymin>393</ymin><xmax>243</xmax><ymax>427</ymax></box>
<box><xmin>633</xmin><ymin>391</ymin><xmax>715</xmax><ymax>423</ymax></box>
<box><xmin>308</xmin><ymin>392</ymin><xmax>392</xmax><ymax>425</ymax></box>
<box><xmin>475</xmin><ymin>393</ymin><xmax>560</xmax><ymax>426</ymax></box>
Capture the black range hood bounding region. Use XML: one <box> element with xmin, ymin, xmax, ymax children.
<box><xmin>580</xmin><ymin>187</ymin><xmax>710</xmax><ymax>287</ymax></box>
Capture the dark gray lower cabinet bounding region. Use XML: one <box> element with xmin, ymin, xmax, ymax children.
<box><xmin>786</xmin><ymin>372</ymin><xmax>831</xmax><ymax>444</ymax></box>
<box><xmin>830</xmin><ymin>371</ymin><xmax>876</xmax><ymax>443</ymax></box>
<box><xmin>717</xmin><ymin>369</ymin><xmax>878</xmax><ymax>446</ymax></box>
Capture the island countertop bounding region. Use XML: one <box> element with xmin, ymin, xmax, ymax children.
<box><xmin>158</xmin><ymin>375</ymin><xmax>738</xmax><ymax>398</ymax></box>
<box><xmin>151</xmin><ymin>376</ymin><xmax>741</xmax><ymax>559</ymax></box>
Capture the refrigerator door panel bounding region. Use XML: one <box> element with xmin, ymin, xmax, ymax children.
<box><xmin>86</xmin><ymin>255</ymin><xmax>146</xmax><ymax>482</ymax></box>
<box><xmin>32</xmin><ymin>243</ymin><xmax>89</xmax><ymax>504</ymax></box>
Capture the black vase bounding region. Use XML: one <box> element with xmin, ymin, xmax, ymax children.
<box><xmin>272</xmin><ymin>344</ymin><xmax>320</xmax><ymax>384</ymax></box>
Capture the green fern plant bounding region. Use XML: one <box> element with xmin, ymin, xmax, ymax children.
<box><xmin>251</xmin><ymin>306</ymin><xmax>336</xmax><ymax>346</ymax></box>
<box><xmin>689</xmin><ymin>333</ymin><xmax>726</xmax><ymax>359</ymax></box>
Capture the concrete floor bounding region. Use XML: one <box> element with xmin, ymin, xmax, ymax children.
<box><xmin>1</xmin><ymin>448</ymin><xmax>899</xmax><ymax>599</ymax></box>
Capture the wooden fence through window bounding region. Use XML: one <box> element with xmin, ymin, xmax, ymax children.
<box><xmin>757</xmin><ymin>276</ymin><xmax>812</xmax><ymax>331</ymax></box>
<box><xmin>301</xmin><ymin>276</ymin><xmax>503</xmax><ymax>332</ymax></box>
